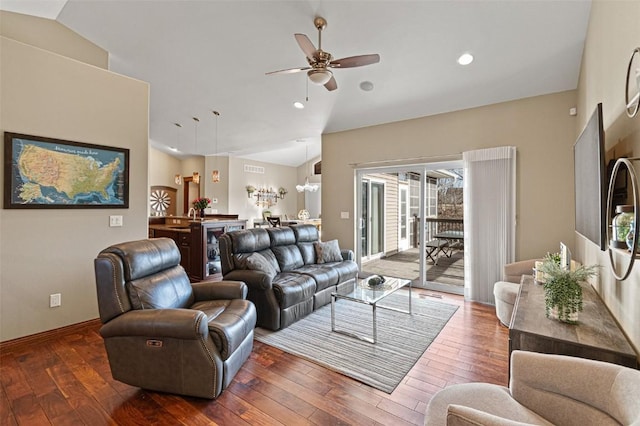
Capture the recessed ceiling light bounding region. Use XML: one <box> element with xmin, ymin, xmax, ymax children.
<box><xmin>457</xmin><ymin>53</ymin><xmax>474</xmax><ymax>66</ymax></box>
<box><xmin>359</xmin><ymin>81</ymin><xmax>374</xmax><ymax>91</ymax></box>
<box><xmin>293</xmin><ymin>101</ymin><xmax>305</xmax><ymax>109</ymax></box>
<box><xmin>169</xmin><ymin>146</ymin><xmax>179</xmax><ymax>152</ymax></box>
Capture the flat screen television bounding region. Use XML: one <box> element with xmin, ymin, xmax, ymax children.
<box><xmin>574</xmin><ymin>103</ymin><xmax>606</xmax><ymax>250</ymax></box>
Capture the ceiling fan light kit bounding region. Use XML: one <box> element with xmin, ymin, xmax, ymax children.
<box><xmin>266</xmin><ymin>16</ymin><xmax>380</xmax><ymax>91</ymax></box>
<box><xmin>308</xmin><ymin>69</ymin><xmax>333</xmax><ymax>85</ymax></box>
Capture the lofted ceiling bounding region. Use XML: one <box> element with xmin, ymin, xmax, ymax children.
<box><xmin>1</xmin><ymin>0</ymin><xmax>592</xmax><ymax>167</ymax></box>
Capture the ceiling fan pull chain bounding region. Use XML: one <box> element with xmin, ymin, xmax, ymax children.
<box><xmin>306</xmin><ymin>77</ymin><xmax>309</xmax><ymax>102</ymax></box>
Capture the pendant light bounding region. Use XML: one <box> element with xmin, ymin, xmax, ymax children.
<box><xmin>296</xmin><ymin>142</ymin><xmax>318</xmax><ymax>192</ymax></box>
<box><xmin>192</xmin><ymin>117</ymin><xmax>200</xmax><ymax>183</ymax></box>
<box><xmin>173</xmin><ymin>122</ymin><xmax>182</xmax><ymax>185</ymax></box>
<box><xmin>211</xmin><ymin>110</ymin><xmax>220</xmax><ymax>183</ymax></box>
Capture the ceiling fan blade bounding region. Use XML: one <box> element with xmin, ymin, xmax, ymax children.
<box><xmin>330</xmin><ymin>54</ymin><xmax>380</xmax><ymax>68</ymax></box>
<box><xmin>324</xmin><ymin>76</ymin><xmax>337</xmax><ymax>91</ymax></box>
<box><xmin>266</xmin><ymin>67</ymin><xmax>311</xmax><ymax>76</ymax></box>
<box><xmin>295</xmin><ymin>33</ymin><xmax>317</xmax><ymax>60</ymax></box>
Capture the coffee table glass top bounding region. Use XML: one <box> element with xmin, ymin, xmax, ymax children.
<box><xmin>334</xmin><ymin>276</ymin><xmax>410</xmax><ymax>304</ymax></box>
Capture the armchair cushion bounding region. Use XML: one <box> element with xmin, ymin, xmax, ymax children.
<box><xmin>127</xmin><ymin>267</ymin><xmax>194</xmax><ymax>310</ymax></box>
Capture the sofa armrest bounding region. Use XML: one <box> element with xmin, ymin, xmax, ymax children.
<box><xmin>447</xmin><ymin>405</ymin><xmax>537</xmax><ymax>426</ymax></box>
<box><xmin>341</xmin><ymin>249</ymin><xmax>354</xmax><ymax>261</ymax></box>
<box><xmin>100</xmin><ymin>308</ymin><xmax>208</xmax><ymax>340</ymax></box>
<box><xmin>223</xmin><ymin>269</ymin><xmax>273</xmax><ymax>291</ymax></box>
<box><xmin>192</xmin><ymin>280</ymin><xmax>248</xmax><ymax>301</ymax></box>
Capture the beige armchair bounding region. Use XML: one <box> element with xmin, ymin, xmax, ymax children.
<box><xmin>425</xmin><ymin>350</ymin><xmax>640</xmax><ymax>425</ymax></box>
<box><xmin>94</xmin><ymin>238</ymin><xmax>257</xmax><ymax>399</ymax></box>
<box><xmin>493</xmin><ymin>259</ymin><xmax>538</xmax><ymax>326</ymax></box>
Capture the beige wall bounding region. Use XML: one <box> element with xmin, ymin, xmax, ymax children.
<box><xmin>228</xmin><ymin>157</ymin><xmax>298</xmax><ymax>225</ymax></box>
<box><xmin>0</xmin><ymin>36</ymin><xmax>149</xmax><ymax>341</ymax></box>
<box><xmin>204</xmin><ymin>155</ymin><xmax>230</xmax><ymax>214</ymax></box>
<box><xmin>323</xmin><ymin>91</ymin><xmax>578</xmax><ymax>260</ymax></box>
<box><xmin>574</xmin><ymin>0</ymin><xmax>640</xmax><ymax>353</ymax></box>
<box><xmin>148</xmin><ymin>147</ymin><xmax>182</xmax><ymax>215</ymax></box>
<box><xmin>0</xmin><ymin>11</ymin><xmax>108</xmax><ymax>69</ymax></box>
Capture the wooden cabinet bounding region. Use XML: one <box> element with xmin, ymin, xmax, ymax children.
<box><xmin>188</xmin><ymin>220</ymin><xmax>246</xmax><ymax>281</ymax></box>
<box><xmin>509</xmin><ymin>275</ymin><xmax>637</xmax><ymax>369</ymax></box>
<box><xmin>149</xmin><ymin>218</ymin><xmax>245</xmax><ymax>282</ymax></box>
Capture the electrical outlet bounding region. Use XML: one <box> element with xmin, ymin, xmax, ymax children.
<box><xmin>50</xmin><ymin>293</ymin><xmax>61</xmax><ymax>308</ymax></box>
<box><xmin>109</xmin><ymin>215</ymin><xmax>123</xmax><ymax>227</ymax></box>
<box><xmin>212</xmin><ymin>198</ymin><xmax>218</xmax><ymax>204</ymax></box>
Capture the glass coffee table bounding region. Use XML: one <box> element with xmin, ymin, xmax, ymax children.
<box><xmin>331</xmin><ymin>275</ymin><xmax>412</xmax><ymax>343</ymax></box>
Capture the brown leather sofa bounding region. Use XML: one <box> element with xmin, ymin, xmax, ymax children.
<box><xmin>219</xmin><ymin>224</ymin><xmax>358</xmax><ymax>330</ymax></box>
<box><xmin>94</xmin><ymin>237</ymin><xmax>256</xmax><ymax>399</ymax></box>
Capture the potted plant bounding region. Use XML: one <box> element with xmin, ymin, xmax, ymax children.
<box><xmin>192</xmin><ymin>197</ymin><xmax>211</xmax><ymax>217</ymax></box>
<box><xmin>246</xmin><ymin>185</ymin><xmax>256</xmax><ymax>198</ymax></box>
<box><xmin>538</xmin><ymin>254</ymin><xmax>598</xmax><ymax>324</ymax></box>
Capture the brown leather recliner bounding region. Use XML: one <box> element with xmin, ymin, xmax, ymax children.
<box><xmin>94</xmin><ymin>237</ymin><xmax>256</xmax><ymax>399</ymax></box>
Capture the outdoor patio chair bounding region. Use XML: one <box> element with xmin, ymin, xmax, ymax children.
<box><xmin>425</xmin><ymin>239</ymin><xmax>449</xmax><ymax>264</ymax></box>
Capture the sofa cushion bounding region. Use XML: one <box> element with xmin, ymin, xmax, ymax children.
<box><xmin>272</xmin><ymin>245</ymin><xmax>305</xmax><ymax>271</ymax></box>
<box><xmin>291</xmin><ymin>224</ymin><xmax>319</xmax><ymax>243</ymax></box>
<box><xmin>297</xmin><ymin>242</ymin><xmax>316</xmax><ymax>265</ymax></box>
<box><xmin>314</xmin><ymin>240</ymin><xmax>343</xmax><ymax>264</ymax></box>
<box><xmin>229</xmin><ymin>228</ymin><xmax>271</xmax><ymax>254</ymax></box>
<box><xmin>327</xmin><ymin>260</ymin><xmax>359</xmax><ymax>283</ymax></box>
<box><xmin>296</xmin><ymin>264</ymin><xmax>340</xmax><ymax>291</ymax></box>
<box><xmin>272</xmin><ymin>272</ymin><xmax>316</xmax><ymax>308</ymax></box>
<box><xmin>243</xmin><ymin>252</ymin><xmax>278</xmax><ymax>278</ymax></box>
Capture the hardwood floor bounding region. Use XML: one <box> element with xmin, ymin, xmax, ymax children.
<box><xmin>1</xmin><ymin>290</ymin><xmax>509</xmax><ymax>425</ymax></box>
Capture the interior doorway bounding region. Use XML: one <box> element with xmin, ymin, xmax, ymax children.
<box><xmin>356</xmin><ymin>161</ymin><xmax>464</xmax><ymax>294</ymax></box>
<box><xmin>182</xmin><ymin>176</ymin><xmax>200</xmax><ymax>215</ymax></box>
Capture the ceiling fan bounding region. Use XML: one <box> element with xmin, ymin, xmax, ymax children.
<box><xmin>266</xmin><ymin>16</ymin><xmax>380</xmax><ymax>91</ymax></box>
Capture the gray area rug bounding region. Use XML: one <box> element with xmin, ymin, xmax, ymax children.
<box><xmin>254</xmin><ymin>290</ymin><xmax>458</xmax><ymax>393</ymax></box>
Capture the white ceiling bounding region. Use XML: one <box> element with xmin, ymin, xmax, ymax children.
<box><xmin>2</xmin><ymin>0</ymin><xmax>592</xmax><ymax>167</ymax></box>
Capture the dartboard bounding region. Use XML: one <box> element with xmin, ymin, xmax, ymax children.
<box><xmin>150</xmin><ymin>189</ymin><xmax>171</xmax><ymax>212</ymax></box>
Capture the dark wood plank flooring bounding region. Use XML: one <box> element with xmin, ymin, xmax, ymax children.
<box><xmin>1</xmin><ymin>290</ymin><xmax>508</xmax><ymax>425</ymax></box>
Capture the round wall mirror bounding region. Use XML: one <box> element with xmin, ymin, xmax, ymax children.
<box><xmin>606</xmin><ymin>158</ymin><xmax>639</xmax><ymax>280</ymax></box>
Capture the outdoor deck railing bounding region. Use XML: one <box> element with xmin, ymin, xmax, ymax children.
<box><xmin>411</xmin><ymin>217</ymin><xmax>464</xmax><ymax>247</ymax></box>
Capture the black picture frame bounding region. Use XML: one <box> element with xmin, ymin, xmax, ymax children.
<box><xmin>4</xmin><ymin>132</ymin><xmax>129</xmax><ymax>209</ymax></box>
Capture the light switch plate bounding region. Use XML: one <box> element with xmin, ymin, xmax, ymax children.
<box><xmin>340</xmin><ymin>211</ymin><xmax>350</xmax><ymax>219</ymax></box>
<box><xmin>109</xmin><ymin>215</ymin><xmax>123</xmax><ymax>227</ymax></box>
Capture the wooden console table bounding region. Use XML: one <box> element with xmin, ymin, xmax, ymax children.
<box><xmin>509</xmin><ymin>275</ymin><xmax>637</xmax><ymax>369</ymax></box>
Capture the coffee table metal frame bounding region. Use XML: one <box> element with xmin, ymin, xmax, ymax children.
<box><xmin>331</xmin><ymin>276</ymin><xmax>412</xmax><ymax>344</ymax></box>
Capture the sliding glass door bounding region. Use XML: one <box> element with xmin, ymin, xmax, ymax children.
<box><xmin>360</xmin><ymin>179</ymin><xmax>385</xmax><ymax>261</ymax></box>
<box><xmin>356</xmin><ymin>161</ymin><xmax>464</xmax><ymax>293</ymax></box>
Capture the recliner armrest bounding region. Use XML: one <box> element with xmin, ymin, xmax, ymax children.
<box><xmin>192</xmin><ymin>280</ymin><xmax>248</xmax><ymax>301</ymax></box>
<box><xmin>99</xmin><ymin>308</ymin><xmax>208</xmax><ymax>340</ymax></box>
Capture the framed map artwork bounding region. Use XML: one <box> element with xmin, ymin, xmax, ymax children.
<box><xmin>4</xmin><ymin>132</ymin><xmax>129</xmax><ymax>209</ymax></box>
